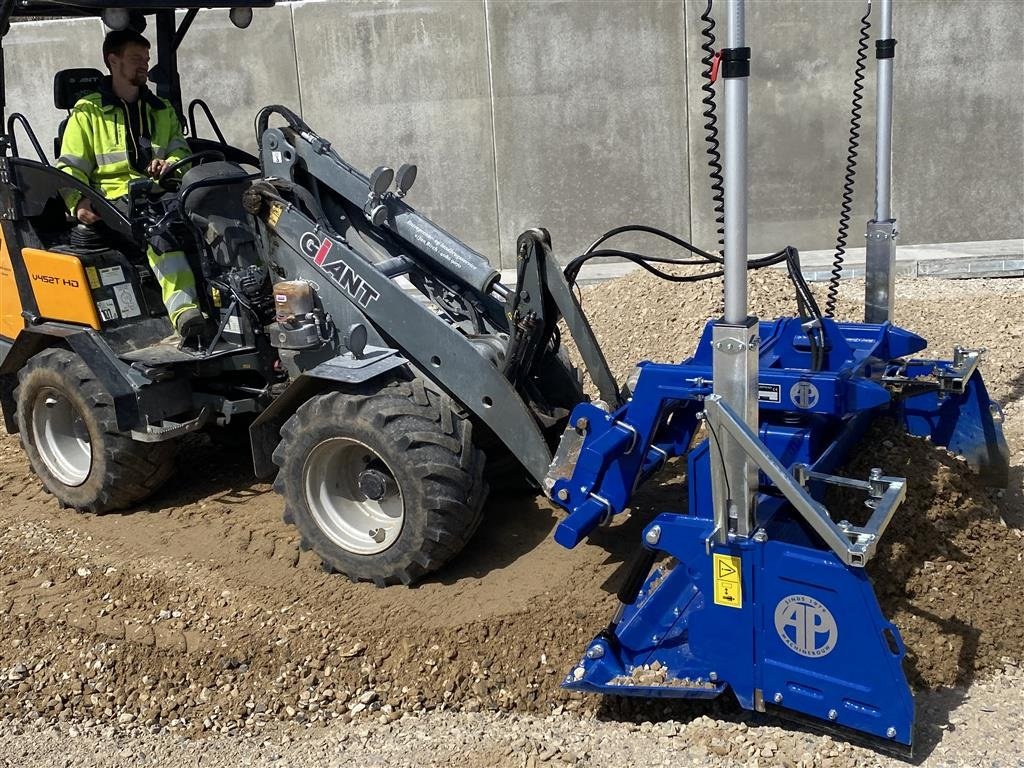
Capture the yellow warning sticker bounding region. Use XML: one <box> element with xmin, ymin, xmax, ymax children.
<box><xmin>713</xmin><ymin>553</ymin><xmax>743</xmax><ymax>609</ymax></box>
<box><xmin>267</xmin><ymin>202</ymin><xmax>284</xmax><ymax>228</ymax></box>
<box><xmin>85</xmin><ymin>266</ymin><xmax>100</xmax><ymax>290</ymax></box>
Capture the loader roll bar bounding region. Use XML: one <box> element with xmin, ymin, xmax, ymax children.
<box><xmin>0</xmin><ymin>0</ymin><xmax>274</xmax><ymax>125</ymax></box>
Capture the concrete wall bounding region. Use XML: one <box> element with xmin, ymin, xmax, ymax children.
<box><xmin>292</xmin><ymin>0</ymin><xmax>501</xmax><ymax>259</ymax></box>
<box><xmin>4</xmin><ymin>16</ymin><xmax>105</xmax><ymax>157</ymax></box>
<box><xmin>5</xmin><ymin>0</ymin><xmax>1022</xmax><ymax>268</ymax></box>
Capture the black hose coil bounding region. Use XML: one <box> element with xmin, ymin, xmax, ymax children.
<box><xmin>825</xmin><ymin>2</ymin><xmax>873</xmax><ymax>318</ymax></box>
<box><xmin>699</xmin><ymin>0</ymin><xmax>725</xmax><ymax>250</ymax></box>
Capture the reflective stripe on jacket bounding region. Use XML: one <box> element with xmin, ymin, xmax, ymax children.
<box><xmin>57</xmin><ymin>78</ymin><xmax>189</xmax><ymax>211</ymax></box>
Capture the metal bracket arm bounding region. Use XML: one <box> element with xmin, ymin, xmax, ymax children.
<box><xmin>883</xmin><ymin>346</ymin><xmax>985</xmax><ymax>397</ymax></box>
<box><xmin>511</xmin><ymin>230</ymin><xmax>621</xmax><ymax>407</ymax></box>
<box><xmin>792</xmin><ymin>464</ymin><xmax>907</xmax><ymax>559</ymax></box>
<box><xmin>934</xmin><ymin>346</ymin><xmax>984</xmax><ymax>395</ymax></box>
<box><xmin>703</xmin><ymin>394</ymin><xmax>905</xmax><ymax>567</ymax></box>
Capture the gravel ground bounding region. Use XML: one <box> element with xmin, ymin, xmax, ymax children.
<box><xmin>1</xmin><ymin>666</ymin><xmax>1022</xmax><ymax>768</ymax></box>
<box><xmin>0</xmin><ymin>272</ymin><xmax>1021</xmax><ymax>767</ymax></box>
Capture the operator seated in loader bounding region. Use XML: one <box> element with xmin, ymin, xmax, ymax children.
<box><xmin>56</xmin><ymin>29</ymin><xmax>204</xmax><ymax>339</ymax></box>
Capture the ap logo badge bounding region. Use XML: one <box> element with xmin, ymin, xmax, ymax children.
<box><xmin>789</xmin><ymin>381</ymin><xmax>820</xmax><ymax>410</ymax></box>
<box><xmin>774</xmin><ymin>594</ymin><xmax>838</xmax><ymax>658</ymax></box>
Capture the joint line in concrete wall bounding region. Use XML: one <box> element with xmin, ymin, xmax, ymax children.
<box><xmin>289</xmin><ymin>3</ymin><xmax>304</xmax><ymax>118</ymax></box>
<box><xmin>482</xmin><ymin>0</ymin><xmax>504</xmax><ymax>268</ymax></box>
<box><xmin>681</xmin><ymin>0</ymin><xmax>695</xmax><ymax>243</ymax></box>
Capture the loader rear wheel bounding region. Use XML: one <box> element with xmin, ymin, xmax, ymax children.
<box><xmin>273</xmin><ymin>379</ymin><xmax>487</xmax><ymax>586</ymax></box>
<box><xmin>14</xmin><ymin>348</ymin><xmax>176</xmax><ymax>512</ymax></box>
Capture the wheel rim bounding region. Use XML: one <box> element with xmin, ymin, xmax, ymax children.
<box><xmin>302</xmin><ymin>437</ymin><xmax>404</xmax><ymax>555</ymax></box>
<box><xmin>31</xmin><ymin>387</ymin><xmax>92</xmax><ymax>487</ymax></box>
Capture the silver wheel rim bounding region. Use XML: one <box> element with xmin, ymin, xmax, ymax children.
<box><xmin>32</xmin><ymin>387</ymin><xmax>92</xmax><ymax>487</ymax></box>
<box><xmin>303</xmin><ymin>437</ymin><xmax>404</xmax><ymax>555</ymax></box>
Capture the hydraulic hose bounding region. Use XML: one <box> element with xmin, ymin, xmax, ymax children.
<box><xmin>563</xmin><ymin>225</ymin><xmax>791</xmax><ymax>286</ymax></box>
<box><xmin>783</xmin><ymin>247</ymin><xmax>826</xmax><ymax>371</ymax></box>
<box><xmin>254</xmin><ymin>104</ymin><xmax>307</xmax><ymax>151</ymax></box>
<box><xmin>824</xmin><ymin>1</ymin><xmax>872</xmax><ymax>317</ymax></box>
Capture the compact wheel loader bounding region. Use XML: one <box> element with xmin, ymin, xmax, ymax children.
<box><xmin>0</xmin><ymin>1</ymin><xmax>597</xmax><ymax>586</ymax></box>
<box><xmin>0</xmin><ymin>0</ymin><xmax>1013</xmax><ymax>755</ymax></box>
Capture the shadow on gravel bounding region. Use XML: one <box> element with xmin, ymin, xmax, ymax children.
<box><xmin>132</xmin><ymin>433</ymin><xmax>272</xmax><ymax>514</ymax></box>
<box><xmin>877</xmin><ymin>603</ymin><xmax>978</xmax><ymax>764</ymax></box>
<box><xmin>1002</xmin><ymin>367</ymin><xmax>1024</xmax><ymax>405</ymax></box>
<box><xmin>429</xmin><ymin>494</ymin><xmax>559</xmax><ymax>584</ymax></box>
<box><xmin>587</xmin><ymin>459</ymin><xmax>690</xmax><ymax>594</ymax></box>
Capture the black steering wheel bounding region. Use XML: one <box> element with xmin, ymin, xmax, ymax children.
<box><xmin>158</xmin><ymin>149</ymin><xmax>226</xmax><ymax>190</ymax></box>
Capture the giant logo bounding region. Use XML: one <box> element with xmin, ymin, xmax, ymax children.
<box><xmin>774</xmin><ymin>594</ymin><xmax>838</xmax><ymax>658</ymax></box>
<box><xmin>299</xmin><ymin>232</ymin><xmax>380</xmax><ymax>309</ymax></box>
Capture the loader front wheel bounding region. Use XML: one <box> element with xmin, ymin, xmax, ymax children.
<box><xmin>14</xmin><ymin>348</ymin><xmax>176</xmax><ymax>512</ymax></box>
<box><xmin>273</xmin><ymin>379</ymin><xmax>487</xmax><ymax>586</ymax></box>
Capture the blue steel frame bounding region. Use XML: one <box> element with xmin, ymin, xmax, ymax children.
<box><xmin>550</xmin><ymin>317</ymin><xmax>1009</xmax><ymax>751</ymax></box>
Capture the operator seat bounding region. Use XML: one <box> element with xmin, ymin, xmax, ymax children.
<box><xmin>53</xmin><ymin>68</ymin><xmax>104</xmax><ymax>158</ymax></box>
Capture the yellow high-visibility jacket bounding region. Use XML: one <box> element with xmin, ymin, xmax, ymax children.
<box><xmin>57</xmin><ymin>77</ymin><xmax>190</xmax><ymax>211</ymax></box>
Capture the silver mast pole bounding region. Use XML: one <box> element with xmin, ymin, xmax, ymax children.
<box><xmin>865</xmin><ymin>0</ymin><xmax>897</xmax><ymax>323</ymax></box>
<box><xmin>711</xmin><ymin>0</ymin><xmax>758</xmax><ymax>543</ymax></box>
<box><xmin>723</xmin><ymin>0</ymin><xmax>748</xmax><ymax>325</ymax></box>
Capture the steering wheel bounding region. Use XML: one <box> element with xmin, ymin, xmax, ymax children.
<box><xmin>158</xmin><ymin>149</ymin><xmax>226</xmax><ymax>190</ymax></box>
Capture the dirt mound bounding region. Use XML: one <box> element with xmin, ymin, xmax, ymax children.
<box><xmin>842</xmin><ymin>426</ymin><xmax>1024</xmax><ymax>689</ymax></box>
<box><xmin>0</xmin><ymin>271</ymin><xmax>1021</xmax><ymax>738</ymax></box>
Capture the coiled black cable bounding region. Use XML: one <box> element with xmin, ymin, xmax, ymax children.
<box><xmin>824</xmin><ymin>1</ymin><xmax>872</xmax><ymax>317</ymax></box>
<box><xmin>699</xmin><ymin>0</ymin><xmax>725</xmax><ymax>249</ymax></box>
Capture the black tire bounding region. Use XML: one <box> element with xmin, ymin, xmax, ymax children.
<box><xmin>273</xmin><ymin>378</ymin><xmax>487</xmax><ymax>586</ymax></box>
<box><xmin>14</xmin><ymin>347</ymin><xmax>176</xmax><ymax>512</ymax></box>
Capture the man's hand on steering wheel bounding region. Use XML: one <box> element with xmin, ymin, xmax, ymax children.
<box><xmin>147</xmin><ymin>158</ymin><xmax>171</xmax><ymax>179</ymax></box>
<box><xmin>155</xmin><ymin>151</ymin><xmax>226</xmax><ymax>191</ymax></box>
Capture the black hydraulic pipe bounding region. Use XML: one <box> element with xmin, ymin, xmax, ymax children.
<box><xmin>617</xmin><ymin>546</ymin><xmax>660</xmax><ymax>605</ymax></box>
<box><xmin>595</xmin><ymin>546</ymin><xmax>660</xmax><ymax>650</ymax></box>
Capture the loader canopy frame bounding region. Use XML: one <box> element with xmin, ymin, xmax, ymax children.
<box><xmin>0</xmin><ymin>0</ymin><xmax>275</xmax><ymax>125</ymax></box>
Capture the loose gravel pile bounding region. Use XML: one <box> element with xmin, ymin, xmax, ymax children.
<box><xmin>0</xmin><ymin>270</ymin><xmax>1021</xmax><ymax>767</ymax></box>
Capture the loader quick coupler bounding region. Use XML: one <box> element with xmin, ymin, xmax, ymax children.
<box><xmin>547</xmin><ymin>317</ymin><xmax>1009</xmax><ymax>755</ymax></box>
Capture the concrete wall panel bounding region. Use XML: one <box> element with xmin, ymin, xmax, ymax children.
<box><xmin>2</xmin><ymin>2</ymin><xmax>1020</xmax><ymax>268</ymax></box>
<box><xmin>178</xmin><ymin>5</ymin><xmax>301</xmax><ymax>153</ymax></box>
<box><xmin>685</xmin><ymin>0</ymin><xmax>878</xmax><ymax>255</ymax></box>
<box><xmin>290</xmin><ymin>0</ymin><xmax>501</xmax><ymax>262</ymax></box>
<box><xmin>685</xmin><ymin>0</ymin><xmax>1024</xmax><ymax>253</ymax></box>
<box><xmin>5</xmin><ymin>18</ymin><xmax>106</xmax><ymax>161</ymax></box>
<box><xmin>891</xmin><ymin>0</ymin><xmax>1024</xmax><ymax>244</ymax></box>
<box><xmin>488</xmin><ymin>0</ymin><xmax>691</xmax><ymax>264</ymax></box>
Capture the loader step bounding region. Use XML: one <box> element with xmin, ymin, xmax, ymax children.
<box><xmin>120</xmin><ymin>337</ymin><xmax>255</xmax><ymax>365</ymax></box>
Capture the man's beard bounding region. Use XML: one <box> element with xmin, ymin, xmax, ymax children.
<box><xmin>122</xmin><ymin>66</ymin><xmax>148</xmax><ymax>87</ymax></box>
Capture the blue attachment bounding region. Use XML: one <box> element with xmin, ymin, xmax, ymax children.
<box><xmin>564</xmin><ymin>516</ymin><xmax>914</xmax><ymax>746</ymax></box>
<box><xmin>551</xmin><ymin>317</ymin><xmax>1009</xmax><ymax>752</ymax></box>
<box><xmin>899</xmin><ymin>365</ymin><xmax>1009</xmax><ymax>485</ymax></box>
